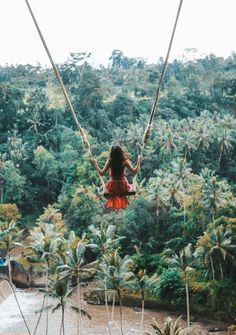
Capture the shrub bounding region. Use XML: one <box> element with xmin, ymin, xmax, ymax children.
<box><xmin>153</xmin><ymin>268</ymin><xmax>185</xmax><ymax>306</ymax></box>
<box><xmin>0</xmin><ymin>203</ymin><xmax>20</xmax><ymax>222</ymax></box>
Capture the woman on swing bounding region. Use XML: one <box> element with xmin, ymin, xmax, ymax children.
<box><xmin>92</xmin><ymin>145</ymin><xmax>143</xmax><ymax>209</ymax></box>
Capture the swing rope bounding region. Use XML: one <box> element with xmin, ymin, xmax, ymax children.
<box><xmin>24</xmin><ymin>0</ymin><xmax>105</xmax><ymax>188</ymax></box>
<box><xmin>141</xmin><ymin>0</ymin><xmax>184</xmax><ymax>155</ymax></box>
<box><xmin>131</xmin><ymin>0</ymin><xmax>184</xmax><ymax>189</ymax></box>
<box><xmin>132</xmin><ymin>0</ymin><xmax>183</xmax><ymax>192</ymax></box>
<box><xmin>25</xmin><ymin>0</ymin><xmax>184</xmax><ymax>193</ymax></box>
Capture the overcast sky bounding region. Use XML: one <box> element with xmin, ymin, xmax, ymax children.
<box><xmin>0</xmin><ymin>0</ymin><xmax>235</xmax><ymax>66</ymax></box>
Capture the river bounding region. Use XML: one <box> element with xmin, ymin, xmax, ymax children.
<box><xmin>0</xmin><ymin>289</ymin><xmax>226</xmax><ymax>335</ymax></box>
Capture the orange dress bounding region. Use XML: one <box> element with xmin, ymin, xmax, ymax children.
<box><xmin>104</xmin><ymin>169</ymin><xmax>131</xmax><ymax>209</ymax></box>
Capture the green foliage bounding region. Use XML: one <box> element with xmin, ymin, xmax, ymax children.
<box><xmin>65</xmin><ymin>186</ymin><xmax>102</xmax><ymax>234</ymax></box>
<box><xmin>0</xmin><ymin>52</ymin><xmax>236</xmax><ymax>321</ymax></box>
<box><xmin>120</xmin><ymin>197</ymin><xmax>159</xmax><ymax>253</ymax></box>
<box><xmin>208</xmin><ymin>278</ymin><xmax>236</xmax><ymax>320</ymax></box>
<box><xmin>145</xmin><ymin>316</ymin><xmax>183</xmax><ymax>335</ymax></box>
<box><xmin>0</xmin><ymin>154</ymin><xmax>26</xmax><ymax>204</ymax></box>
<box><xmin>153</xmin><ymin>268</ymin><xmax>185</xmax><ymax>306</ymax></box>
<box><xmin>132</xmin><ymin>253</ymin><xmax>168</xmax><ymax>275</ymax></box>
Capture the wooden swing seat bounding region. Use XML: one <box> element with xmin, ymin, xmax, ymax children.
<box><xmin>103</xmin><ymin>184</ymin><xmax>136</xmax><ymax>198</ymax></box>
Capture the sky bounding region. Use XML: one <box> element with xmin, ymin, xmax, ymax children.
<box><xmin>0</xmin><ymin>0</ymin><xmax>235</xmax><ymax>66</ymax></box>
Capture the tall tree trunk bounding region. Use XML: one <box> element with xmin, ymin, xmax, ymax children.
<box><xmin>140</xmin><ymin>296</ymin><xmax>145</xmax><ymax>333</ymax></box>
<box><xmin>76</xmin><ymin>314</ymin><xmax>79</xmax><ymax>335</ymax></box>
<box><xmin>7</xmin><ymin>254</ymin><xmax>31</xmax><ymax>335</ymax></box>
<box><xmin>118</xmin><ymin>293</ymin><xmax>124</xmax><ymax>335</ymax></box>
<box><xmin>62</xmin><ymin>305</ymin><xmax>65</xmax><ymax>335</ymax></box>
<box><xmin>0</xmin><ymin>186</ymin><xmax>3</xmax><ymax>204</ymax></box>
<box><xmin>210</xmin><ymin>254</ymin><xmax>215</xmax><ymax>281</ymax></box>
<box><xmin>111</xmin><ymin>291</ymin><xmax>116</xmax><ymax>324</ymax></box>
<box><xmin>104</xmin><ymin>284</ymin><xmax>112</xmax><ymax>335</ymax></box>
<box><xmin>33</xmin><ymin>295</ymin><xmax>46</xmax><ymax>335</ymax></box>
<box><xmin>219</xmin><ymin>261</ymin><xmax>224</xmax><ymax>281</ymax></box>
<box><xmin>218</xmin><ymin>149</ymin><xmax>223</xmax><ymax>165</ymax></box>
<box><xmin>185</xmin><ymin>272</ymin><xmax>190</xmax><ymax>327</ymax></box>
<box><xmin>7</xmin><ymin>251</ymin><xmax>12</xmax><ymax>285</ymax></box>
<box><xmin>77</xmin><ymin>279</ymin><xmax>83</xmax><ymax>335</ymax></box>
<box><xmin>10</xmin><ymin>281</ymin><xmax>32</xmax><ymax>334</ymax></box>
<box><xmin>7</xmin><ymin>250</ymin><xmax>31</xmax><ymax>334</ymax></box>
<box><xmin>183</xmin><ymin>188</ymin><xmax>186</xmax><ymax>237</ymax></box>
<box><xmin>45</xmin><ymin>260</ymin><xmax>50</xmax><ymax>335</ymax></box>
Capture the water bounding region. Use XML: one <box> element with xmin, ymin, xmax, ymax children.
<box><xmin>0</xmin><ymin>290</ymin><xmax>226</xmax><ymax>335</ymax></box>
<box><xmin>0</xmin><ymin>289</ymin><xmax>38</xmax><ymax>329</ymax></box>
<box><xmin>0</xmin><ymin>280</ymin><xmax>12</xmax><ymax>304</ymax></box>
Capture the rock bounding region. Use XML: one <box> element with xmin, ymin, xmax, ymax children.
<box><xmin>133</xmin><ymin>306</ymin><xmax>141</xmax><ymax>312</ymax></box>
<box><xmin>180</xmin><ymin>325</ymin><xmax>210</xmax><ymax>335</ymax></box>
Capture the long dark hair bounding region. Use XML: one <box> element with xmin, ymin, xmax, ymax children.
<box><xmin>109</xmin><ymin>145</ymin><xmax>127</xmax><ymax>177</ymax></box>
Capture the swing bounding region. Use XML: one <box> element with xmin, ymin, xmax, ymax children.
<box><xmin>24</xmin><ymin>0</ymin><xmax>184</xmax><ymax>198</ymax></box>
<box><xmin>103</xmin><ymin>184</ymin><xmax>136</xmax><ymax>199</ymax></box>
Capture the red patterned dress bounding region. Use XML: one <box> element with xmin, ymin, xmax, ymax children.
<box><xmin>104</xmin><ymin>169</ymin><xmax>131</xmax><ymax>209</ymax></box>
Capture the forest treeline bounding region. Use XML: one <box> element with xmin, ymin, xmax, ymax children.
<box><xmin>0</xmin><ymin>50</ymin><xmax>236</xmax><ymax>321</ymax></box>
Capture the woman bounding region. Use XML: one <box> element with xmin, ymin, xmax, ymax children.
<box><xmin>92</xmin><ymin>145</ymin><xmax>142</xmax><ymax>209</ymax></box>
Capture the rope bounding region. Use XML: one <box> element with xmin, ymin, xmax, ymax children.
<box><xmin>132</xmin><ymin>0</ymin><xmax>183</xmax><ymax>187</ymax></box>
<box><xmin>25</xmin><ymin>0</ymin><xmax>183</xmax><ymax>192</ymax></box>
<box><xmin>141</xmin><ymin>0</ymin><xmax>184</xmax><ymax>155</ymax></box>
<box><xmin>24</xmin><ymin>0</ymin><xmax>105</xmax><ymax>188</ymax></box>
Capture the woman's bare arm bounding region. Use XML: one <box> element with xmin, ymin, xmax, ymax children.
<box><xmin>124</xmin><ymin>155</ymin><xmax>143</xmax><ymax>174</ymax></box>
<box><xmin>92</xmin><ymin>159</ymin><xmax>110</xmax><ymax>176</ymax></box>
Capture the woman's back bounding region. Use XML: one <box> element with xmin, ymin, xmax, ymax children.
<box><xmin>109</xmin><ymin>146</ymin><xmax>126</xmax><ymax>178</ymax></box>
<box><xmin>109</xmin><ymin>160</ymin><xmax>126</xmax><ymax>180</ymax></box>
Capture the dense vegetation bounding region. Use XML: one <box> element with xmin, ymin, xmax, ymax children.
<box><xmin>0</xmin><ymin>50</ymin><xmax>236</xmax><ymax>324</ymax></box>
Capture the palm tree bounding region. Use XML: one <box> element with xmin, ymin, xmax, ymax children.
<box><xmin>0</xmin><ymin>153</ymin><xmax>13</xmax><ymax>204</ymax></box>
<box><xmin>194</xmin><ymin>231</ymin><xmax>216</xmax><ymax>281</ymax></box>
<box><xmin>0</xmin><ymin>220</ymin><xmax>22</xmax><ymax>284</ymax></box>
<box><xmin>57</xmin><ymin>232</ymin><xmax>97</xmax><ymax>335</ymax></box>
<box><xmin>163</xmin><ymin>244</ymin><xmax>194</xmax><ymax>327</ymax></box>
<box><xmin>159</xmin><ymin>127</ymin><xmax>178</xmax><ymax>154</ymax></box>
<box><xmin>178</xmin><ymin>129</ymin><xmax>197</xmax><ymax>159</ymax></box>
<box><xmin>195</xmin><ymin>226</ymin><xmax>236</xmax><ymax>281</ymax></box>
<box><xmin>217</xmin><ymin>129</ymin><xmax>234</xmax><ymax>164</ymax></box>
<box><xmin>134</xmin><ymin>269</ymin><xmax>158</xmax><ymax>333</ymax></box>
<box><xmin>39</xmin><ymin>205</ymin><xmax>67</xmax><ymax>234</ymax></box>
<box><xmin>199</xmin><ymin>167</ymin><xmax>215</xmax><ymax>182</ymax></box>
<box><xmin>98</xmin><ymin>250</ymin><xmax>137</xmax><ymax>335</ymax></box>
<box><xmin>111</xmin><ymin>127</ymin><xmax>126</xmax><ymax>146</ymax></box>
<box><xmin>27</xmin><ymin>112</ymin><xmax>45</xmax><ymax>133</ymax></box>
<box><xmin>125</xmin><ymin>123</ymin><xmax>144</xmax><ymax>156</ymax></box>
<box><xmin>209</xmin><ymin>225</ymin><xmax>236</xmax><ymax>280</ymax></box>
<box><xmin>200</xmin><ymin>170</ymin><xmax>233</xmax><ymax>223</ymax></box>
<box><xmin>171</xmin><ymin>158</ymin><xmax>192</xmax><ymax>197</ymax></box>
<box><xmin>88</xmin><ymin>222</ymin><xmax>123</xmax><ymax>333</ymax></box>
<box><xmin>147</xmin><ymin>169</ymin><xmax>172</xmax><ymax>216</ymax></box>
<box><xmin>0</xmin><ymin>220</ymin><xmax>31</xmax><ymax>334</ymax></box>
<box><xmin>145</xmin><ymin>315</ymin><xmax>183</xmax><ymax>335</ymax></box>
<box><xmin>88</xmin><ymin>222</ymin><xmax>127</xmax><ymax>331</ymax></box>
<box><xmin>135</xmin><ymin>269</ymin><xmax>147</xmax><ymax>333</ymax></box>
<box><xmin>23</xmin><ymin>220</ymin><xmax>63</xmax><ymax>335</ymax></box>
<box><xmin>219</xmin><ymin>114</ymin><xmax>236</xmax><ymax>130</ymax></box>
<box><xmin>170</xmin><ymin>158</ymin><xmax>192</xmax><ymax>227</ymax></box>
<box><xmin>195</xmin><ymin>124</ymin><xmax>213</xmax><ymax>152</ymax></box>
<box><xmin>10</xmin><ymin>139</ymin><xmax>27</xmax><ymax>162</ymax></box>
<box><xmin>7</xmin><ymin>130</ymin><xmax>27</xmax><ymax>162</ymax></box>
<box><xmin>88</xmin><ymin>222</ymin><xmax>124</xmax><ymax>256</ymax></box>
<box><xmin>39</xmin><ymin>279</ymin><xmax>90</xmax><ymax>335</ymax></box>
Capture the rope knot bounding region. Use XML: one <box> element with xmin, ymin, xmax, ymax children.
<box><xmin>143</xmin><ymin>124</ymin><xmax>152</xmax><ymax>144</ymax></box>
